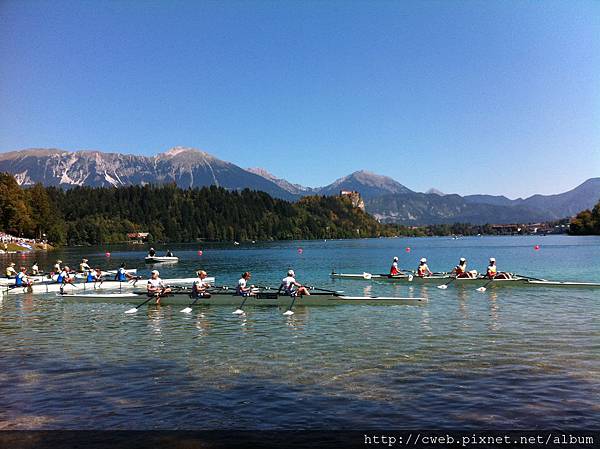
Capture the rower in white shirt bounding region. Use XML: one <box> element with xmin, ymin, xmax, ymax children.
<box><xmin>192</xmin><ymin>270</ymin><xmax>212</xmax><ymax>298</ymax></box>
<box><xmin>236</xmin><ymin>272</ymin><xmax>255</xmax><ymax>297</ymax></box>
<box><xmin>147</xmin><ymin>270</ymin><xmax>171</xmax><ymax>304</ymax></box>
<box><xmin>280</xmin><ymin>270</ymin><xmax>310</xmax><ymax>296</ymax></box>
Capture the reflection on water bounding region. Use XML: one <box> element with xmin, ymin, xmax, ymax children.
<box><xmin>488</xmin><ymin>292</ymin><xmax>500</xmax><ymax>332</ymax></box>
<box><xmin>0</xmin><ymin>235</ymin><xmax>599</xmax><ymax>430</ymax></box>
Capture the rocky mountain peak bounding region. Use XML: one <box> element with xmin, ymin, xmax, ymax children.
<box><xmin>246</xmin><ymin>167</ymin><xmax>313</xmax><ymax>195</ymax></box>
<box><xmin>157</xmin><ymin>146</ymin><xmax>214</xmax><ymax>161</ymax></box>
<box><xmin>319</xmin><ymin>170</ymin><xmax>412</xmax><ymax>198</ymax></box>
<box><xmin>426</xmin><ymin>188</ymin><xmax>445</xmax><ymax>196</ymax></box>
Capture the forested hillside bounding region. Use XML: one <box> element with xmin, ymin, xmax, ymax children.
<box><xmin>0</xmin><ymin>173</ymin><xmax>407</xmax><ymax>245</ymax></box>
<box><xmin>569</xmin><ymin>200</ymin><xmax>600</xmax><ymax>235</ymax></box>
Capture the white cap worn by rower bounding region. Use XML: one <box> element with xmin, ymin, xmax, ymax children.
<box><xmin>489</xmin><ymin>257</ymin><xmax>496</xmax><ymax>262</ymax></box>
<box><xmin>151</xmin><ymin>270</ymin><xmax>159</xmax><ymax>275</ymax></box>
<box><xmin>420</xmin><ymin>258</ymin><xmax>427</xmax><ymax>263</ymax></box>
<box><xmin>287</xmin><ymin>269</ymin><xmax>295</xmax><ymax>277</ymax></box>
<box><xmin>460</xmin><ymin>257</ymin><xmax>466</xmax><ymax>262</ymax></box>
<box><xmin>393</xmin><ymin>257</ymin><xmax>398</xmax><ymax>261</ymax></box>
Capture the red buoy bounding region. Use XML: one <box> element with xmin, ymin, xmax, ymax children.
<box><xmin>534</xmin><ymin>245</ymin><xmax>540</xmax><ymax>251</ymax></box>
<box><xmin>197</xmin><ymin>250</ymin><xmax>203</xmax><ymax>256</ymax></box>
<box><xmin>105</xmin><ymin>252</ymin><xmax>111</xmax><ymax>257</ymax></box>
<box><xmin>405</xmin><ymin>247</ymin><xmax>411</xmax><ymax>253</ymax></box>
<box><xmin>297</xmin><ymin>248</ymin><xmax>303</xmax><ymax>254</ymax></box>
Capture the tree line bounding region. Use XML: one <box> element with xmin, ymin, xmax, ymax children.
<box><xmin>569</xmin><ymin>199</ymin><xmax>600</xmax><ymax>235</ymax></box>
<box><xmin>2</xmin><ymin>173</ymin><xmax>578</xmax><ymax>245</ymax></box>
<box><xmin>0</xmin><ymin>173</ymin><xmax>408</xmax><ymax>245</ymax></box>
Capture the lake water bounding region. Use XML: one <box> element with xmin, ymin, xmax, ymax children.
<box><xmin>1</xmin><ymin>235</ymin><xmax>599</xmax><ymax>430</ymax></box>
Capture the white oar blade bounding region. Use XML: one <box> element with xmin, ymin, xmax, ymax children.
<box><xmin>124</xmin><ymin>307</ymin><xmax>138</xmax><ymax>314</ymax></box>
<box><xmin>437</xmin><ymin>284</ymin><xmax>448</xmax><ymax>290</ymax></box>
<box><xmin>180</xmin><ymin>307</ymin><xmax>192</xmax><ymax>314</ymax></box>
<box><xmin>476</xmin><ymin>287</ymin><xmax>487</xmax><ymax>292</ymax></box>
<box><xmin>362</xmin><ymin>272</ymin><xmax>372</xmax><ymax>280</ymax></box>
<box><xmin>232</xmin><ymin>309</ymin><xmax>245</xmax><ymax>315</ymax></box>
<box><xmin>408</xmin><ymin>275</ymin><xmax>413</xmax><ymax>282</ymax></box>
<box><xmin>283</xmin><ymin>310</ymin><xmax>294</xmax><ymax>316</ymax></box>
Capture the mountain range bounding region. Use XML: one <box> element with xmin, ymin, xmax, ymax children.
<box><xmin>1</xmin><ymin>147</ymin><xmax>598</xmax><ymax>225</ymax></box>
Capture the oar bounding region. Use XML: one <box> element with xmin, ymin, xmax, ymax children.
<box><xmin>181</xmin><ymin>295</ymin><xmax>203</xmax><ymax>314</ymax></box>
<box><xmin>437</xmin><ymin>276</ymin><xmax>458</xmax><ymax>290</ymax></box>
<box><xmin>181</xmin><ymin>288</ymin><xmax>216</xmax><ymax>314</ymax></box>
<box><xmin>283</xmin><ymin>294</ymin><xmax>298</xmax><ymax>316</ymax></box>
<box><xmin>125</xmin><ymin>288</ymin><xmax>166</xmax><ymax>314</ymax></box>
<box><xmin>476</xmin><ymin>278</ymin><xmax>495</xmax><ymax>292</ymax></box>
<box><xmin>124</xmin><ymin>295</ymin><xmax>156</xmax><ymax>314</ymax></box>
<box><xmin>232</xmin><ymin>284</ymin><xmax>267</xmax><ymax>315</ymax></box>
<box><xmin>233</xmin><ymin>294</ymin><xmax>252</xmax><ymax>315</ymax></box>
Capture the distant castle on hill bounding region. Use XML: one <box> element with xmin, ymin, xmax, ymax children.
<box><xmin>339</xmin><ymin>190</ymin><xmax>365</xmax><ymax>211</ymax></box>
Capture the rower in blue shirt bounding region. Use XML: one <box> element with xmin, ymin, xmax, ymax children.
<box><xmin>15</xmin><ymin>267</ymin><xmax>31</xmax><ymax>287</ymax></box>
<box><xmin>56</xmin><ymin>266</ymin><xmax>73</xmax><ymax>284</ymax></box>
<box><xmin>86</xmin><ymin>267</ymin><xmax>102</xmax><ymax>283</ymax></box>
<box><xmin>114</xmin><ymin>263</ymin><xmax>136</xmax><ymax>282</ymax></box>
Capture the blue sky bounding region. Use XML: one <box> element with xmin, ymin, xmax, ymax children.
<box><xmin>1</xmin><ymin>0</ymin><xmax>598</xmax><ymax>198</ymax></box>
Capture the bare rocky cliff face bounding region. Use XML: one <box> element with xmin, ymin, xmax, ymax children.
<box><xmin>0</xmin><ymin>147</ymin><xmax>296</xmax><ymax>200</ymax></box>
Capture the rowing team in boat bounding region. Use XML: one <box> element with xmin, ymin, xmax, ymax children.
<box><xmin>146</xmin><ymin>269</ymin><xmax>310</xmax><ymax>304</ymax></box>
<box><xmin>3</xmin><ymin>259</ymin><xmax>138</xmax><ymax>288</ymax></box>
<box><xmin>390</xmin><ymin>257</ymin><xmax>512</xmax><ymax>280</ymax></box>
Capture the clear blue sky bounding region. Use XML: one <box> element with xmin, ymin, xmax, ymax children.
<box><xmin>1</xmin><ymin>0</ymin><xmax>598</xmax><ymax>198</ymax></box>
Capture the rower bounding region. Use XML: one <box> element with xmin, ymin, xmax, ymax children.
<box><xmin>79</xmin><ymin>258</ymin><xmax>91</xmax><ymax>273</ymax></box>
<box><xmin>148</xmin><ymin>247</ymin><xmax>156</xmax><ymax>257</ymax></box>
<box><xmin>166</xmin><ymin>249</ymin><xmax>174</xmax><ymax>257</ymax></box>
<box><xmin>486</xmin><ymin>258</ymin><xmax>511</xmax><ymax>280</ymax></box>
<box><xmin>31</xmin><ymin>261</ymin><xmax>40</xmax><ymax>275</ymax></box>
<box><xmin>452</xmin><ymin>257</ymin><xmax>476</xmax><ymax>279</ymax></box>
<box><xmin>236</xmin><ymin>272</ymin><xmax>255</xmax><ymax>297</ymax></box>
<box><xmin>15</xmin><ymin>267</ymin><xmax>32</xmax><ymax>288</ymax></box>
<box><xmin>192</xmin><ymin>270</ymin><xmax>212</xmax><ymax>299</ymax></box>
<box><xmin>417</xmin><ymin>258</ymin><xmax>432</xmax><ymax>277</ymax></box>
<box><xmin>114</xmin><ymin>263</ymin><xmax>136</xmax><ymax>282</ymax></box>
<box><xmin>86</xmin><ymin>268</ymin><xmax>103</xmax><ymax>283</ymax></box>
<box><xmin>5</xmin><ymin>262</ymin><xmax>17</xmax><ymax>278</ymax></box>
<box><xmin>390</xmin><ymin>257</ymin><xmax>401</xmax><ymax>276</ymax></box>
<box><xmin>56</xmin><ymin>266</ymin><xmax>73</xmax><ymax>284</ymax></box>
<box><xmin>280</xmin><ymin>270</ymin><xmax>310</xmax><ymax>296</ymax></box>
<box><xmin>147</xmin><ymin>270</ymin><xmax>171</xmax><ymax>304</ymax></box>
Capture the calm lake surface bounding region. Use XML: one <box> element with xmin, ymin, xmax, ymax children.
<box><xmin>1</xmin><ymin>235</ymin><xmax>599</xmax><ymax>429</ymax></box>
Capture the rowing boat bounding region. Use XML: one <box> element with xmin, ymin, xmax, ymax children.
<box><xmin>3</xmin><ymin>276</ymin><xmax>216</xmax><ymax>295</ymax></box>
<box><xmin>330</xmin><ymin>271</ymin><xmax>600</xmax><ymax>288</ymax></box>
<box><xmin>0</xmin><ymin>269</ymin><xmax>138</xmax><ymax>286</ymax></box>
<box><xmin>56</xmin><ymin>290</ymin><xmax>427</xmax><ymax>306</ymax></box>
<box><xmin>145</xmin><ymin>256</ymin><xmax>179</xmax><ymax>263</ymax></box>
